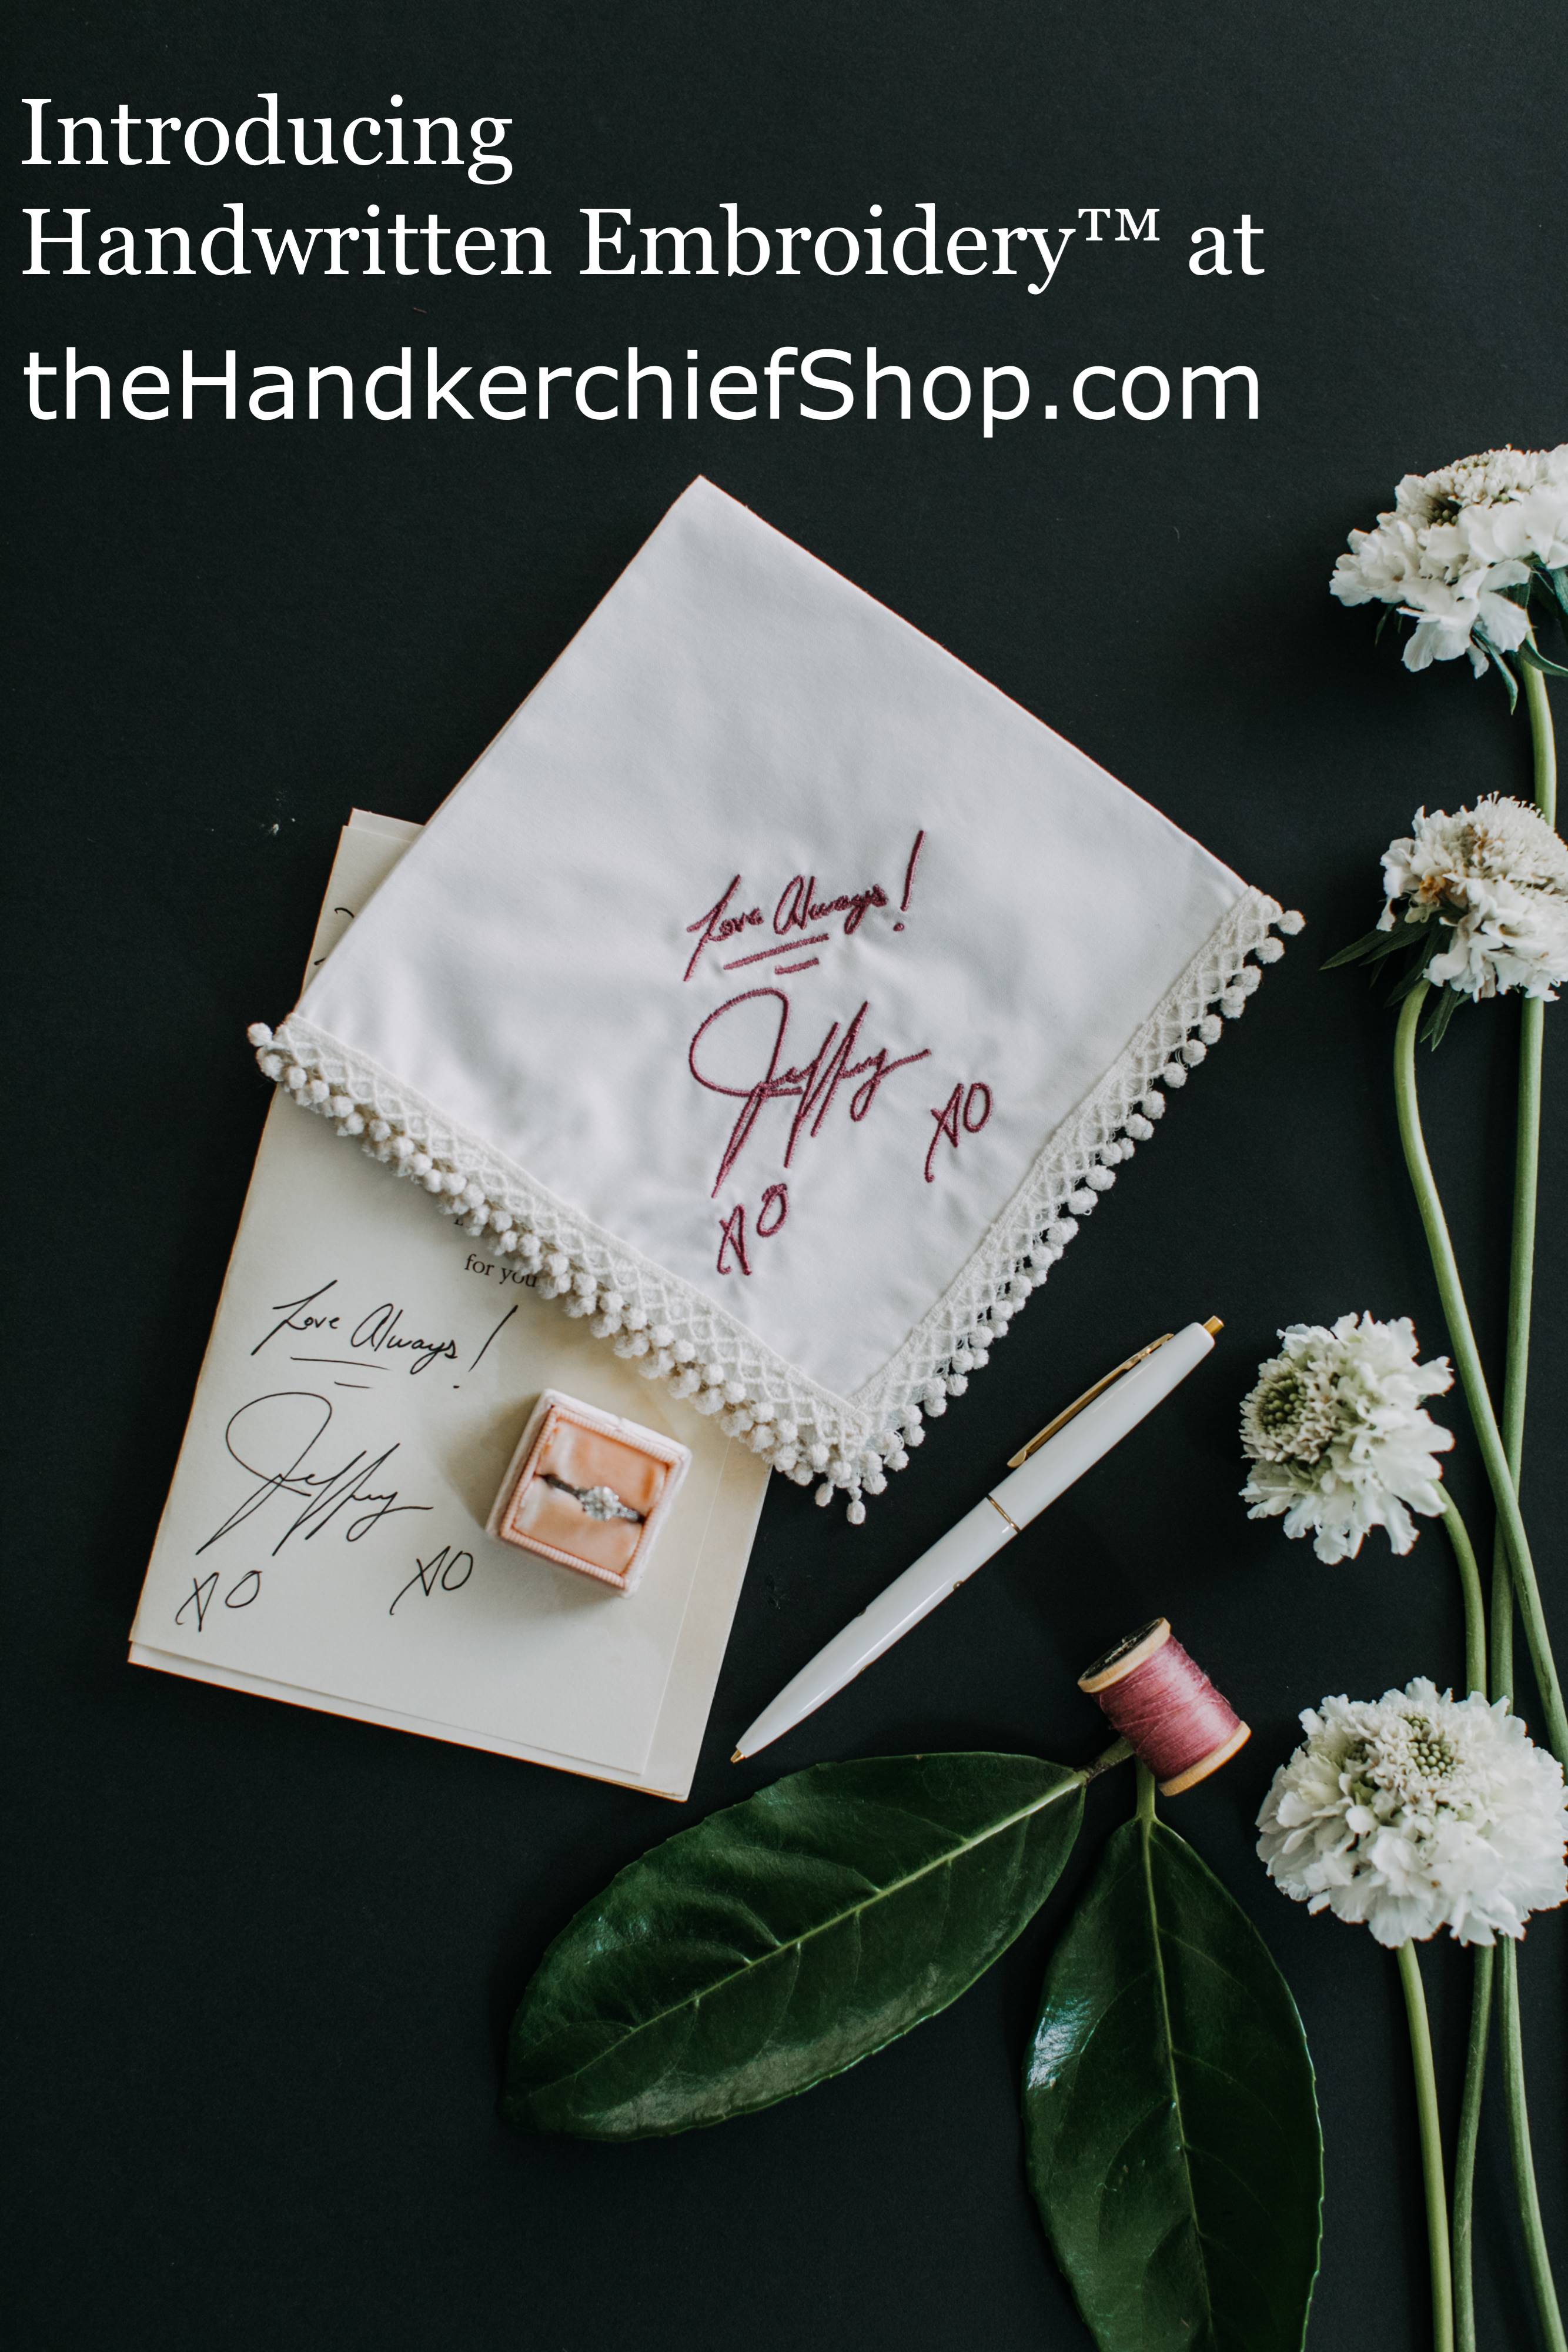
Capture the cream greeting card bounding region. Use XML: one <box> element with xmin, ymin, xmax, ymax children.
<box><xmin>133</xmin><ymin>813</ymin><xmax>769</xmax><ymax>1799</ymax></box>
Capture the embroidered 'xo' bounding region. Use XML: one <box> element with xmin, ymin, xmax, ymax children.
<box><xmin>717</xmin><ymin>1182</ymin><xmax>788</xmax><ymax>1275</ymax></box>
<box><xmin>925</xmin><ymin>1082</ymin><xmax>992</xmax><ymax>1182</ymax></box>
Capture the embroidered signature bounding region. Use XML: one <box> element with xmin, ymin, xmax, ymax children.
<box><xmin>689</xmin><ymin>987</ymin><xmax>932</xmax><ymax>1197</ymax></box>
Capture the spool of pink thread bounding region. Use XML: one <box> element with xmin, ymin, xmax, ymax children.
<box><xmin>1078</xmin><ymin>1618</ymin><xmax>1250</xmax><ymax>1794</ymax></box>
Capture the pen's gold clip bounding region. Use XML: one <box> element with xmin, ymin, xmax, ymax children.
<box><xmin>1005</xmin><ymin>1317</ymin><xmax>1222</xmax><ymax>1469</ymax></box>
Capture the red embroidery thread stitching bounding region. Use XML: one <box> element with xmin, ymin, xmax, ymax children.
<box><xmin>689</xmin><ymin>988</ymin><xmax>932</xmax><ymax>1197</ymax></box>
<box><xmin>724</xmin><ymin>932</ymin><xmax>829</xmax><ymax>973</ymax></box>
<box><xmin>900</xmin><ymin>828</ymin><xmax>925</xmax><ymax>912</ymax></box>
<box><xmin>925</xmin><ymin>1084</ymin><xmax>962</xmax><ymax>1182</ymax></box>
<box><xmin>925</xmin><ymin>1080</ymin><xmax>992</xmax><ymax>1181</ymax></box>
<box><xmin>757</xmin><ymin>1182</ymin><xmax>789</xmax><ymax>1237</ymax></box>
<box><xmin>684</xmin><ymin>876</ymin><xmax>764</xmax><ymax>982</ymax></box>
<box><xmin>775</xmin><ymin>874</ymin><xmax>890</xmax><ymax>939</ymax></box>
<box><xmin>716</xmin><ymin>1203</ymin><xmax>751</xmax><ymax>1276</ymax></box>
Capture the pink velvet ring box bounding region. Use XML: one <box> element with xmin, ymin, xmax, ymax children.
<box><xmin>484</xmin><ymin>1390</ymin><xmax>691</xmax><ymax>1593</ymax></box>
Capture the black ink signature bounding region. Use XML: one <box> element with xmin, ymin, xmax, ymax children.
<box><xmin>196</xmin><ymin>1392</ymin><xmax>433</xmax><ymax>1557</ymax></box>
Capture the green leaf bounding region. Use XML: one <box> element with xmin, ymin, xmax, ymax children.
<box><xmin>1473</xmin><ymin>626</ymin><xmax>1520</xmax><ymax>711</ymax></box>
<box><xmin>1320</xmin><ymin>921</ymin><xmax>1390</xmax><ymax>970</ymax></box>
<box><xmin>1388</xmin><ymin>944</ymin><xmax>1442</xmax><ymax>1002</ymax></box>
<box><xmin>1024</xmin><ymin>1814</ymin><xmax>1322</xmax><ymax>2352</ymax></box>
<box><xmin>1422</xmin><ymin>983</ymin><xmax>1464</xmax><ymax>1050</ymax></box>
<box><xmin>505</xmin><ymin>1752</ymin><xmax>1086</xmax><ymax>2140</ymax></box>
<box><xmin>1518</xmin><ymin>637</ymin><xmax>1568</xmax><ymax>679</ymax></box>
<box><xmin>1322</xmin><ymin>914</ymin><xmax>1426</xmax><ymax>972</ymax></box>
<box><xmin>1529</xmin><ymin>562</ymin><xmax>1568</xmax><ymax>629</ymax></box>
<box><xmin>1377</xmin><ymin>923</ymin><xmax>1455</xmax><ymax>1007</ymax></box>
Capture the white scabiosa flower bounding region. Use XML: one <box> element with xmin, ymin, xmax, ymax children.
<box><xmin>1378</xmin><ymin>796</ymin><xmax>1568</xmax><ymax>1004</ymax></box>
<box><xmin>1330</xmin><ymin>442</ymin><xmax>1568</xmax><ymax>677</ymax></box>
<box><xmin>1258</xmin><ymin>1681</ymin><xmax>1568</xmax><ymax>1946</ymax></box>
<box><xmin>1240</xmin><ymin>1313</ymin><xmax>1453</xmax><ymax>1564</ymax></box>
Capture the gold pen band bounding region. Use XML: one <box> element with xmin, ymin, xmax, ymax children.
<box><xmin>1004</xmin><ymin>1315</ymin><xmax>1224</xmax><ymax>1469</ymax></box>
<box><xmin>985</xmin><ymin>1492</ymin><xmax>1021</xmax><ymax>1534</ymax></box>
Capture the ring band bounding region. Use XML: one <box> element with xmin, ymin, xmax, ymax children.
<box><xmin>542</xmin><ymin>1474</ymin><xmax>645</xmax><ymax>1525</ymax></box>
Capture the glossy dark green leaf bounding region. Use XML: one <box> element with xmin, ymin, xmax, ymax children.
<box><xmin>505</xmin><ymin>1751</ymin><xmax>1085</xmax><ymax>2140</ymax></box>
<box><xmin>1517</xmin><ymin>636</ymin><xmax>1568</xmax><ymax>679</ymax></box>
<box><xmin>1024</xmin><ymin>1813</ymin><xmax>1322</xmax><ymax>2352</ymax></box>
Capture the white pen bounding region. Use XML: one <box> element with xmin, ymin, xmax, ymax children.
<box><xmin>732</xmin><ymin>1316</ymin><xmax>1223</xmax><ymax>1762</ymax></box>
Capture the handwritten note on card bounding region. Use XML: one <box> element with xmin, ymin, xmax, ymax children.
<box><xmin>131</xmin><ymin>814</ymin><xmax>768</xmax><ymax>1799</ymax></box>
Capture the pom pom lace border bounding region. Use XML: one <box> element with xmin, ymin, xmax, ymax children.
<box><xmin>250</xmin><ymin>887</ymin><xmax>1300</xmax><ymax>1519</ymax></box>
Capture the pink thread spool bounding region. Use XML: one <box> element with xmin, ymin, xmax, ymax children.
<box><xmin>1078</xmin><ymin>1618</ymin><xmax>1250</xmax><ymax>1795</ymax></box>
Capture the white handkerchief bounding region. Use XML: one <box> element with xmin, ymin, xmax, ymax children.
<box><xmin>253</xmin><ymin>480</ymin><xmax>1298</xmax><ymax>1516</ymax></box>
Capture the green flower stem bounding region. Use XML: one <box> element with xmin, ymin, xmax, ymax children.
<box><xmin>1452</xmin><ymin>1945</ymin><xmax>1492</xmax><ymax>2352</ymax></box>
<box><xmin>1489</xmin><ymin>964</ymin><xmax>1535</xmax><ymax>1698</ymax></box>
<box><xmin>1399</xmin><ymin>1939</ymin><xmax>1455</xmax><ymax>2352</ymax></box>
<box><xmin>1440</xmin><ymin>1489</ymin><xmax>1489</xmax><ymax>2352</ymax></box>
<box><xmin>1497</xmin><ymin>661</ymin><xmax>1558</xmax><ymax>1694</ymax></box>
<box><xmin>1487</xmin><ymin>658</ymin><xmax>1565</xmax><ymax>2352</ymax></box>
<box><xmin>1439</xmin><ymin>1493</ymin><xmax>1487</xmax><ymax>1700</ymax></box>
<box><xmin>1392</xmin><ymin>983</ymin><xmax>1568</xmax><ymax>1766</ymax></box>
<box><xmin>1498</xmin><ymin>1940</ymin><xmax>1568</xmax><ymax>2352</ymax></box>
<box><xmin>1523</xmin><ymin>657</ymin><xmax>1557</xmax><ymax>820</ymax></box>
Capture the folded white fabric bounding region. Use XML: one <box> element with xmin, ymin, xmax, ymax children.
<box><xmin>251</xmin><ymin>480</ymin><xmax>1299</xmax><ymax>1519</ymax></box>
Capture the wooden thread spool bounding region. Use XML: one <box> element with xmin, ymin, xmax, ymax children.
<box><xmin>1079</xmin><ymin>1617</ymin><xmax>1250</xmax><ymax>1795</ymax></box>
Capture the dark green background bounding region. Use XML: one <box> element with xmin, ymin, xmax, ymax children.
<box><xmin>7</xmin><ymin>4</ymin><xmax>1565</xmax><ymax>2346</ymax></box>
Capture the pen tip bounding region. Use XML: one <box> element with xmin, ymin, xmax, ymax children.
<box><xmin>1203</xmin><ymin>1315</ymin><xmax>1223</xmax><ymax>1335</ymax></box>
<box><xmin>730</xmin><ymin>1749</ymin><xmax>745</xmax><ymax>1763</ymax></box>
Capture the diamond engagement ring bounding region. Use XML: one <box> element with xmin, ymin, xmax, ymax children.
<box><xmin>541</xmin><ymin>1474</ymin><xmax>645</xmax><ymax>1524</ymax></box>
